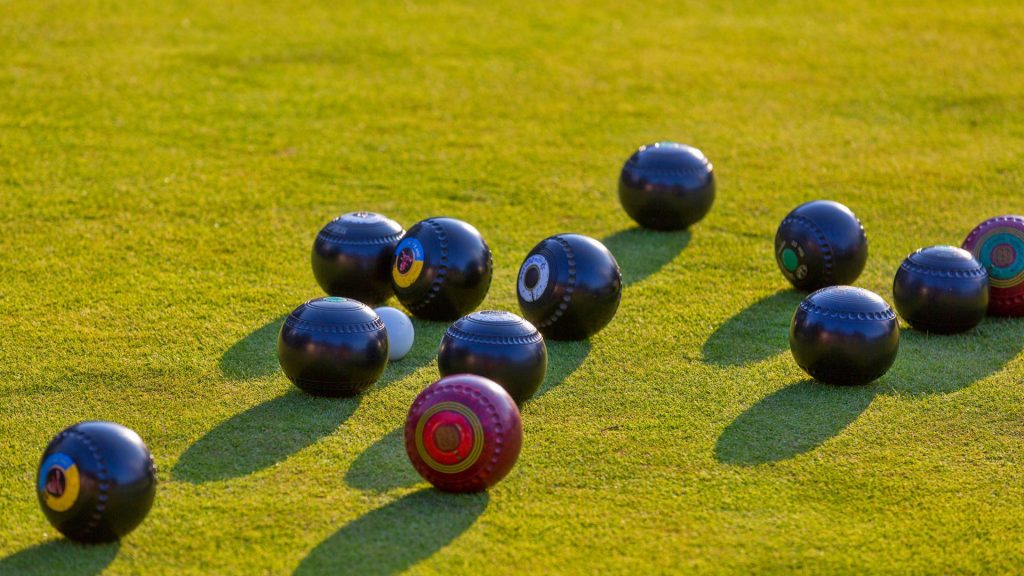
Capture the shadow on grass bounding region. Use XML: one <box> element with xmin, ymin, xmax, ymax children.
<box><xmin>716</xmin><ymin>318</ymin><xmax>1024</xmax><ymax>465</ymax></box>
<box><xmin>294</xmin><ymin>489</ymin><xmax>488</xmax><ymax>576</ymax></box>
<box><xmin>886</xmin><ymin>318</ymin><xmax>1024</xmax><ymax>396</ymax></box>
<box><xmin>345</xmin><ymin>427</ymin><xmax>420</xmax><ymax>493</ymax></box>
<box><xmin>715</xmin><ymin>379</ymin><xmax>879</xmax><ymax>465</ymax></box>
<box><xmin>601</xmin><ymin>227</ymin><xmax>690</xmax><ymax>287</ymax></box>
<box><xmin>219</xmin><ymin>314</ymin><xmax>286</xmax><ymax>380</ymax></box>
<box><xmin>533</xmin><ymin>339</ymin><xmax>592</xmax><ymax>400</ymax></box>
<box><xmin>702</xmin><ymin>290</ymin><xmax>804</xmax><ymax>366</ymax></box>
<box><xmin>173</xmin><ymin>392</ymin><xmax>362</xmax><ymax>483</ymax></box>
<box><xmin>0</xmin><ymin>540</ymin><xmax>119</xmax><ymax>576</ymax></box>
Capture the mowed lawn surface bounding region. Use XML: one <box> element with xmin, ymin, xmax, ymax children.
<box><xmin>2</xmin><ymin>0</ymin><xmax>1024</xmax><ymax>573</ymax></box>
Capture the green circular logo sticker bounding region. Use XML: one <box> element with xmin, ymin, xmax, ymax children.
<box><xmin>323</xmin><ymin>297</ymin><xmax>348</xmax><ymax>302</ymax></box>
<box><xmin>781</xmin><ymin>248</ymin><xmax>799</xmax><ymax>272</ymax></box>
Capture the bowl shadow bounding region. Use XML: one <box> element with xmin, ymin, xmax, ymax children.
<box><xmin>885</xmin><ymin>318</ymin><xmax>1024</xmax><ymax>396</ymax></box>
<box><xmin>533</xmin><ymin>339</ymin><xmax>592</xmax><ymax>400</ymax></box>
<box><xmin>601</xmin><ymin>227</ymin><xmax>691</xmax><ymax>287</ymax></box>
<box><xmin>293</xmin><ymin>489</ymin><xmax>488</xmax><ymax>576</ymax></box>
<box><xmin>344</xmin><ymin>427</ymin><xmax>420</xmax><ymax>493</ymax></box>
<box><xmin>219</xmin><ymin>314</ymin><xmax>287</xmax><ymax>380</ymax></box>
<box><xmin>173</xmin><ymin>391</ymin><xmax>362</xmax><ymax>483</ymax></box>
<box><xmin>702</xmin><ymin>290</ymin><xmax>804</xmax><ymax>367</ymax></box>
<box><xmin>0</xmin><ymin>540</ymin><xmax>119</xmax><ymax>576</ymax></box>
<box><xmin>715</xmin><ymin>379</ymin><xmax>879</xmax><ymax>466</ymax></box>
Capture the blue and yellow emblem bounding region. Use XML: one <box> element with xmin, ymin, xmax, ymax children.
<box><xmin>38</xmin><ymin>453</ymin><xmax>81</xmax><ymax>512</ymax></box>
<box><xmin>392</xmin><ymin>238</ymin><xmax>425</xmax><ymax>288</ymax></box>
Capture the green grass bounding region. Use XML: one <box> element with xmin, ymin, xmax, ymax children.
<box><xmin>2</xmin><ymin>0</ymin><xmax>1024</xmax><ymax>573</ymax></box>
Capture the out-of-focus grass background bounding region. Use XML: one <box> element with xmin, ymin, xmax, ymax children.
<box><xmin>2</xmin><ymin>0</ymin><xmax>1023</xmax><ymax>573</ymax></box>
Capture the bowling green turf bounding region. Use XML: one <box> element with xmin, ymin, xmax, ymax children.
<box><xmin>2</xmin><ymin>1</ymin><xmax>1023</xmax><ymax>574</ymax></box>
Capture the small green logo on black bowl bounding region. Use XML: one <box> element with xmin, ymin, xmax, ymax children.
<box><xmin>782</xmin><ymin>248</ymin><xmax>799</xmax><ymax>272</ymax></box>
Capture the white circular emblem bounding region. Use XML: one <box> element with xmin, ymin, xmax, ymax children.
<box><xmin>340</xmin><ymin>211</ymin><xmax>385</xmax><ymax>224</ymax></box>
<box><xmin>518</xmin><ymin>254</ymin><xmax>550</xmax><ymax>303</ymax></box>
<box><xmin>470</xmin><ymin>310</ymin><xmax>520</xmax><ymax>323</ymax></box>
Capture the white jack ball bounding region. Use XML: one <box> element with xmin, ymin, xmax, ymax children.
<box><xmin>374</xmin><ymin>306</ymin><xmax>415</xmax><ymax>361</ymax></box>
